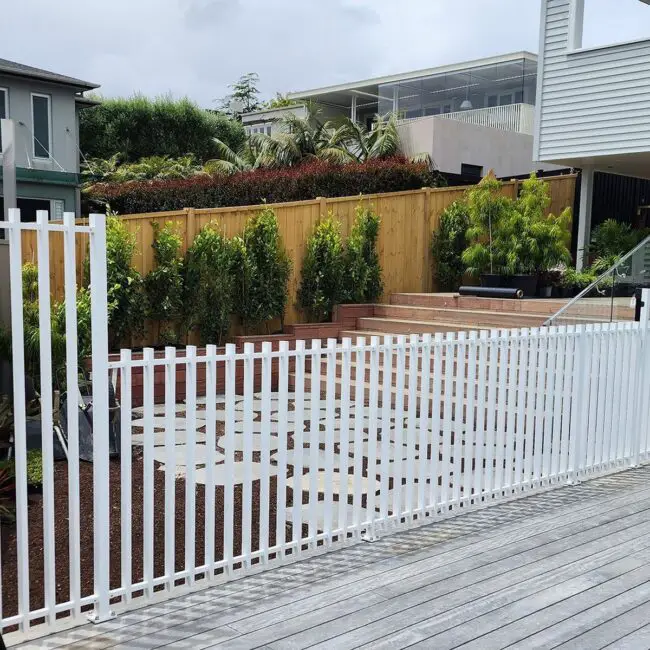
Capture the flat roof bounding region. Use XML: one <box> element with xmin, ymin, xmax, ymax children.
<box><xmin>0</xmin><ymin>57</ymin><xmax>99</xmax><ymax>90</ymax></box>
<box><xmin>288</xmin><ymin>51</ymin><xmax>537</xmax><ymax>101</ymax></box>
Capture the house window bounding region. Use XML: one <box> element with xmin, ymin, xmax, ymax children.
<box><xmin>31</xmin><ymin>93</ymin><xmax>51</xmax><ymax>159</ymax></box>
<box><xmin>0</xmin><ymin>88</ymin><xmax>7</xmax><ymax>151</ymax></box>
<box><xmin>461</xmin><ymin>163</ymin><xmax>483</xmax><ymax>179</ymax></box>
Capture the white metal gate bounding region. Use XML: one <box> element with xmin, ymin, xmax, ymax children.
<box><xmin>0</xmin><ymin>210</ymin><xmax>111</xmax><ymax>645</ymax></box>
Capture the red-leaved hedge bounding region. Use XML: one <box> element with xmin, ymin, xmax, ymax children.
<box><xmin>85</xmin><ymin>158</ymin><xmax>441</xmax><ymax>214</ymax></box>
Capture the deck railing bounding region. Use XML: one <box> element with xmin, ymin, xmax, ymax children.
<box><xmin>399</xmin><ymin>103</ymin><xmax>536</xmax><ymax>135</ymax></box>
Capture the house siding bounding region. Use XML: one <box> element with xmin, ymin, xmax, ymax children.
<box><xmin>535</xmin><ymin>0</ymin><xmax>650</xmax><ymax>162</ymax></box>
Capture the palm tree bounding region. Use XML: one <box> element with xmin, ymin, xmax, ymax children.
<box><xmin>205</xmin><ymin>104</ymin><xmax>431</xmax><ymax>174</ymax></box>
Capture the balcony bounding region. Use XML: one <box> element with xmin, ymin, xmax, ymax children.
<box><xmin>399</xmin><ymin>103</ymin><xmax>535</xmax><ymax>136</ymax></box>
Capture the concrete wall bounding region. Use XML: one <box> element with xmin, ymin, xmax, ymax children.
<box><xmin>398</xmin><ymin>116</ymin><xmax>563</xmax><ymax>177</ymax></box>
<box><xmin>0</xmin><ymin>73</ymin><xmax>80</xmax><ymax>173</ymax></box>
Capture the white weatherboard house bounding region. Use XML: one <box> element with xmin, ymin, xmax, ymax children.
<box><xmin>535</xmin><ymin>0</ymin><xmax>650</xmax><ymax>267</ymax></box>
<box><xmin>243</xmin><ymin>52</ymin><xmax>563</xmax><ymax>180</ymax></box>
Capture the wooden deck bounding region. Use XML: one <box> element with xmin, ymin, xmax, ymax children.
<box><xmin>16</xmin><ymin>465</ymin><xmax>650</xmax><ymax>650</ymax></box>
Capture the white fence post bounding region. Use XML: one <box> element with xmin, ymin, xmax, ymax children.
<box><xmin>7</xmin><ymin>208</ymin><xmax>29</xmax><ymax>632</ymax></box>
<box><xmin>632</xmin><ymin>290</ymin><xmax>650</xmax><ymax>466</ymax></box>
<box><xmin>88</xmin><ymin>213</ymin><xmax>114</xmax><ymax>623</ymax></box>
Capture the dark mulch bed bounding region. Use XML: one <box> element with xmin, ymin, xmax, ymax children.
<box><xmin>0</xmin><ymin>448</ymin><xmax>287</xmax><ymax>624</ymax></box>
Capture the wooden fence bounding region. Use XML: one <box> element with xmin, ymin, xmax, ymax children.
<box><xmin>20</xmin><ymin>174</ymin><xmax>577</xmax><ymax>331</ymax></box>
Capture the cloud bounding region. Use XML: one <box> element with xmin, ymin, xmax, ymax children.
<box><xmin>0</xmin><ymin>0</ymin><xmax>646</xmax><ymax>109</ymax></box>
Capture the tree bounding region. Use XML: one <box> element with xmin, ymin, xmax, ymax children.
<box><xmin>264</xmin><ymin>93</ymin><xmax>298</xmax><ymax>109</ymax></box>
<box><xmin>79</xmin><ymin>94</ymin><xmax>245</xmax><ymax>163</ymax></box>
<box><xmin>220</xmin><ymin>73</ymin><xmax>261</xmax><ymax>115</ymax></box>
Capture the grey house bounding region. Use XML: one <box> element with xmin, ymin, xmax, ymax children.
<box><xmin>0</xmin><ymin>58</ymin><xmax>100</xmax><ymax>221</ymax></box>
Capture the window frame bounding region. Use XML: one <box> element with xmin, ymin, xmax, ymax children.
<box><xmin>30</xmin><ymin>92</ymin><xmax>52</xmax><ymax>160</ymax></box>
<box><xmin>0</xmin><ymin>87</ymin><xmax>8</xmax><ymax>152</ymax></box>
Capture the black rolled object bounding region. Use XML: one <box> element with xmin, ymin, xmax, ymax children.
<box><xmin>458</xmin><ymin>286</ymin><xmax>524</xmax><ymax>299</ymax></box>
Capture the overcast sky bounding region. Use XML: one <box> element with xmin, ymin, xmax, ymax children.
<box><xmin>1</xmin><ymin>0</ymin><xmax>649</xmax><ymax>106</ymax></box>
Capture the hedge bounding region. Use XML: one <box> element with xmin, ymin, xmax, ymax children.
<box><xmin>86</xmin><ymin>158</ymin><xmax>441</xmax><ymax>214</ymax></box>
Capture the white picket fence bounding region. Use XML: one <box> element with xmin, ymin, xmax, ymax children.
<box><xmin>2</xmin><ymin>206</ymin><xmax>650</xmax><ymax>644</ymax></box>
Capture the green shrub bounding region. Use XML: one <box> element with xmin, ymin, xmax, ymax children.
<box><xmin>462</xmin><ymin>174</ymin><xmax>571</xmax><ymax>277</ymax></box>
<box><xmin>431</xmin><ymin>201</ymin><xmax>469</xmax><ymax>291</ymax></box>
<box><xmin>19</xmin><ymin>265</ymin><xmax>92</xmax><ymax>391</ymax></box>
<box><xmin>184</xmin><ymin>225</ymin><xmax>235</xmax><ymax>345</ymax></box>
<box><xmin>86</xmin><ymin>158</ymin><xmax>439</xmax><ymax>214</ymax></box>
<box><xmin>298</xmin><ymin>216</ymin><xmax>344</xmax><ymax>323</ymax></box>
<box><xmin>103</xmin><ymin>217</ymin><xmax>145</xmax><ymax>349</ymax></box>
<box><xmin>144</xmin><ymin>222</ymin><xmax>185</xmax><ymax>345</ymax></box>
<box><xmin>234</xmin><ymin>208</ymin><xmax>292</xmax><ymax>333</ymax></box>
<box><xmin>79</xmin><ymin>94</ymin><xmax>246</xmax><ymax>163</ymax></box>
<box><xmin>342</xmin><ymin>205</ymin><xmax>383</xmax><ymax>303</ymax></box>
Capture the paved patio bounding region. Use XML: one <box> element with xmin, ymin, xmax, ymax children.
<box><xmin>15</xmin><ymin>464</ymin><xmax>650</xmax><ymax>649</ymax></box>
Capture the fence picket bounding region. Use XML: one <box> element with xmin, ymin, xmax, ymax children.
<box><xmin>379</xmin><ymin>335</ymin><xmax>393</xmax><ymax>521</ymax></box>
<box><xmin>324</xmin><ymin>339</ymin><xmax>338</xmax><ymax>543</ymax></box>
<box><xmin>142</xmin><ymin>347</ymin><xmax>155</xmax><ymax>598</ymax></box>
<box><xmin>392</xmin><ymin>336</ymin><xmax>406</xmax><ymax>521</ymax></box>
<box><xmin>308</xmin><ymin>339</ymin><xmax>322</xmax><ymax>547</ymax></box>
<box><xmin>242</xmin><ymin>342</ymin><xmax>255</xmax><ymax>567</ymax></box>
<box><xmin>338</xmin><ymin>339</ymin><xmax>352</xmax><ymax>536</ymax></box>
<box><xmin>223</xmin><ymin>344</ymin><xmax>237</xmax><ymax>575</ymax></box>
<box><xmin>36</xmin><ymin>212</ymin><xmax>55</xmax><ymax>625</ymax></box>
<box><xmin>291</xmin><ymin>341</ymin><xmax>306</xmax><ymax>550</ymax></box>
<box><xmin>452</xmin><ymin>332</ymin><xmax>466</xmax><ymax>507</ymax></box>
<box><xmin>473</xmin><ymin>330</ymin><xmax>488</xmax><ymax>499</ymax></box>
<box><xmin>484</xmin><ymin>330</ymin><xmax>499</xmax><ymax>497</ymax></box>
<box><xmin>63</xmin><ymin>212</ymin><xmax>81</xmax><ymax>618</ymax></box>
<box><xmin>184</xmin><ymin>346</ymin><xmax>198</xmax><ymax>584</ymax></box>
<box><xmin>204</xmin><ymin>344</ymin><xmax>218</xmax><ymax>577</ymax></box>
<box><xmin>494</xmin><ymin>330</ymin><xmax>508</xmax><ymax>493</ymax></box>
<box><xmin>533</xmin><ymin>329</ymin><xmax>548</xmax><ymax>484</ymax></box>
<box><xmin>353</xmin><ymin>337</ymin><xmax>366</xmax><ymax>534</ymax></box>
<box><xmin>418</xmin><ymin>334</ymin><xmax>432</xmax><ymax>516</ymax></box>
<box><xmin>276</xmin><ymin>341</ymin><xmax>290</xmax><ymax>557</ymax></box>
<box><xmin>163</xmin><ymin>347</ymin><xmax>176</xmax><ymax>590</ymax></box>
<box><xmin>405</xmin><ymin>334</ymin><xmax>419</xmax><ymax>520</ymax></box>
<box><xmin>259</xmin><ymin>342</ymin><xmax>272</xmax><ymax>564</ymax></box>
<box><xmin>120</xmin><ymin>349</ymin><xmax>133</xmax><ymax>602</ymax></box>
<box><xmin>463</xmin><ymin>332</ymin><xmax>478</xmax><ymax>502</ymax></box>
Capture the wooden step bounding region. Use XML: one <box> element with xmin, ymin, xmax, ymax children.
<box><xmin>356</xmin><ymin>318</ymin><xmax>476</xmax><ymax>336</ymax></box>
<box><xmin>372</xmin><ymin>304</ymin><xmax>547</xmax><ymax>328</ymax></box>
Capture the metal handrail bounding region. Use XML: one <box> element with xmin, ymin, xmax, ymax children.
<box><xmin>544</xmin><ymin>234</ymin><xmax>650</xmax><ymax>326</ymax></box>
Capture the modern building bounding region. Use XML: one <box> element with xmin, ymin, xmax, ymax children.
<box><xmin>243</xmin><ymin>52</ymin><xmax>563</xmax><ymax>180</ymax></box>
<box><xmin>535</xmin><ymin>0</ymin><xmax>650</xmax><ymax>267</ymax></box>
<box><xmin>0</xmin><ymin>58</ymin><xmax>100</xmax><ymax>221</ymax></box>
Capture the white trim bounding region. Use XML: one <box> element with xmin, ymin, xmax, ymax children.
<box><xmin>288</xmin><ymin>51</ymin><xmax>538</xmax><ymax>100</ymax></box>
<box><xmin>30</xmin><ymin>92</ymin><xmax>52</xmax><ymax>160</ymax></box>
<box><xmin>568</xmin><ymin>36</ymin><xmax>650</xmax><ymax>55</ymax></box>
<box><xmin>568</xmin><ymin>0</ymin><xmax>585</xmax><ymax>51</ymax></box>
<box><xmin>532</xmin><ymin>0</ymin><xmax>548</xmax><ymax>161</ymax></box>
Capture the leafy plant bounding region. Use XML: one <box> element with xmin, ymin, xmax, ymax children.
<box><xmin>87</xmin><ymin>158</ymin><xmax>440</xmax><ymax>214</ymax></box>
<box><xmin>79</xmin><ymin>94</ymin><xmax>245</xmax><ymax>163</ymax></box>
<box><xmin>298</xmin><ymin>216</ymin><xmax>345</xmax><ymax>322</ymax></box>
<box><xmin>462</xmin><ymin>173</ymin><xmax>571</xmax><ymax>277</ymax></box>
<box><xmin>562</xmin><ymin>267</ymin><xmax>597</xmax><ymax>291</ymax></box>
<box><xmin>590</xmin><ymin>219</ymin><xmax>638</xmax><ymax>259</ymax></box>
<box><xmin>184</xmin><ymin>225</ymin><xmax>235</xmax><ymax>345</ymax></box>
<box><xmin>93</xmin><ymin>217</ymin><xmax>145</xmax><ymax>350</ymax></box>
<box><xmin>144</xmin><ymin>222</ymin><xmax>185</xmax><ymax>345</ymax></box>
<box><xmin>342</xmin><ymin>205</ymin><xmax>383</xmax><ymax>303</ymax></box>
<box><xmin>220</xmin><ymin>73</ymin><xmax>261</xmax><ymax>114</ymax></box>
<box><xmin>234</xmin><ymin>208</ymin><xmax>292</xmax><ymax>333</ymax></box>
<box><xmin>0</xmin><ymin>466</ymin><xmax>14</xmax><ymax>523</ymax></box>
<box><xmin>431</xmin><ymin>201</ymin><xmax>470</xmax><ymax>291</ymax></box>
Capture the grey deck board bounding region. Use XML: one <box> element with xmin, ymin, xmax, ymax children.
<box><xmin>14</xmin><ymin>465</ymin><xmax>650</xmax><ymax>650</ymax></box>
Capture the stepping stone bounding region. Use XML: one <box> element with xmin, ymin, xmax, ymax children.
<box><xmin>131</xmin><ymin>416</ymin><xmax>206</xmax><ymax>431</ymax></box>
<box><xmin>271</xmin><ymin>409</ymin><xmax>327</xmax><ymax>423</ymax></box>
<box><xmin>235</xmin><ymin>399</ymin><xmax>280</xmax><ymax>412</ymax></box>
<box><xmin>153</xmin><ymin>444</ymin><xmax>225</xmax><ymax>466</ymax></box>
<box><xmin>345</xmin><ymin>441</ymin><xmax>410</xmax><ymax>461</ymax></box>
<box><xmin>132</xmin><ymin>431</ymin><xmax>207</xmax><ymax>447</ymax></box>
<box><xmin>192</xmin><ymin>461</ymin><xmax>278</xmax><ymax>485</ymax></box>
<box><xmin>287</xmin><ymin>471</ymin><xmax>380</xmax><ymax>496</ymax></box>
<box><xmin>284</xmin><ymin>502</ymin><xmax>369</xmax><ymax>530</ymax></box>
<box><xmin>218</xmin><ymin>433</ymin><xmax>280</xmax><ymax>453</ymax></box>
<box><xmin>271</xmin><ymin>449</ymin><xmax>342</xmax><ymax>470</ymax></box>
<box><xmin>302</xmin><ymin>427</ymin><xmax>368</xmax><ymax>445</ymax></box>
<box><xmin>233</xmin><ymin>419</ymin><xmax>305</xmax><ymax>434</ymax></box>
<box><xmin>132</xmin><ymin>403</ymin><xmax>185</xmax><ymax>417</ymax></box>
